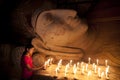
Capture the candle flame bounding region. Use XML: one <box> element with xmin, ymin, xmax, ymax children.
<box><xmin>88</xmin><ymin>57</ymin><xmax>91</xmax><ymax>64</ymax></box>
<box><xmin>105</xmin><ymin>60</ymin><xmax>108</xmax><ymax>66</ymax></box>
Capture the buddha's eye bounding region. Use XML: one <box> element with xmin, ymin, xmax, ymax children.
<box><xmin>74</xmin><ymin>15</ymin><xmax>79</xmax><ymax>19</ymax></box>
<box><xmin>43</xmin><ymin>13</ymin><xmax>54</xmax><ymax>25</ymax></box>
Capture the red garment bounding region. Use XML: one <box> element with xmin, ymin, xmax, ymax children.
<box><xmin>21</xmin><ymin>55</ymin><xmax>33</xmax><ymax>79</ymax></box>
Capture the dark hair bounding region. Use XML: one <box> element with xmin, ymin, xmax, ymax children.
<box><xmin>26</xmin><ymin>44</ymin><xmax>34</xmax><ymax>49</ymax></box>
<box><xmin>22</xmin><ymin>44</ymin><xmax>34</xmax><ymax>56</ymax></box>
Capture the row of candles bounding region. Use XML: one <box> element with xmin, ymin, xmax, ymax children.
<box><xmin>43</xmin><ymin>57</ymin><xmax>110</xmax><ymax>80</ymax></box>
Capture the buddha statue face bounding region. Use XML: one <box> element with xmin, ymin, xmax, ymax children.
<box><xmin>34</xmin><ymin>9</ymin><xmax>88</xmax><ymax>46</ymax></box>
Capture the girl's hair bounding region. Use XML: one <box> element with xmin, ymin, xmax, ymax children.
<box><xmin>25</xmin><ymin>44</ymin><xmax>34</xmax><ymax>50</ymax></box>
<box><xmin>22</xmin><ymin>44</ymin><xmax>34</xmax><ymax>56</ymax></box>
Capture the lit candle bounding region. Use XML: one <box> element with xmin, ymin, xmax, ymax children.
<box><xmin>88</xmin><ymin>57</ymin><xmax>91</xmax><ymax>64</ymax></box>
<box><xmin>50</xmin><ymin>58</ymin><xmax>53</xmax><ymax>65</ymax></box>
<box><xmin>73</xmin><ymin>67</ymin><xmax>77</xmax><ymax>75</ymax></box>
<box><xmin>86</xmin><ymin>64</ymin><xmax>88</xmax><ymax>72</ymax></box>
<box><xmin>105</xmin><ymin>66</ymin><xmax>110</xmax><ymax>79</ymax></box>
<box><xmin>81</xmin><ymin>66</ymin><xmax>85</xmax><ymax>74</ymax></box>
<box><xmin>77</xmin><ymin>62</ymin><xmax>80</xmax><ymax>67</ymax></box>
<box><xmin>81</xmin><ymin>62</ymin><xmax>84</xmax><ymax>68</ymax></box>
<box><xmin>87</xmin><ymin>70</ymin><xmax>92</xmax><ymax>80</ymax></box>
<box><xmin>69</xmin><ymin>60</ymin><xmax>73</xmax><ymax>67</ymax></box>
<box><xmin>87</xmin><ymin>70</ymin><xmax>92</xmax><ymax>77</ymax></box>
<box><xmin>105</xmin><ymin>60</ymin><xmax>108</xmax><ymax>66</ymax></box>
<box><xmin>43</xmin><ymin>61</ymin><xmax>47</xmax><ymax>70</ymax></box>
<box><xmin>106</xmin><ymin>66</ymin><xmax>110</xmax><ymax>73</ymax></box>
<box><xmin>98</xmin><ymin>67</ymin><xmax>101</xmax><ymax>77</ymax></box>
<box><xmin>55</xmin><ymin>67</ymin><xmax>59</xmax><ymax>76</ymax></box>
<box><xmin>96</xmin><ymin>59</ymin><xmax>99</xmax><ymax>65</ymax></box>
<box><xmin>58</xmin><ymin>59</ymin><xmax>62</xmax><ymax>68</ymax></box>
<box><xmin>77</xmin><ymin>62</ymin><xmax>80</xmax><ymax>70</ymax></box>
<box><xmin>92</xmin><ymin>63</ymin><xmax>95</xmax><ymax>70</ymax></box>
<box><xmin>47</xmin><ymin>59</ymin><xmax>50</xmax><ymax>67</ymax></box>
<box><xmin>100</xmin><ymin>72</ymin><xmax>104</xmax><ymax>79</ymax></box>
<box><xmin>94</xmin><ymin>65</ymin><xmax>97</xmax><ymax>73</ymax></box>
<box><xmin>73</xmin><ymin>64</ymin><xmax>76</xmax><ymax>74</ymax></box>
<box><xmin>105</xmin><ymin>71</ymin><xmax>109</xmax><ymax>79</ymax></box>
<box><xmin>65</xmin><ymin>64</ymin><xmax>68</xmax><ymax>77</ymax></box>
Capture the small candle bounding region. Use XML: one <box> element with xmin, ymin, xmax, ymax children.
<box><xmin>77</xmin><ymin>62</ymin><xmax>80</xmax><ymax>67</ymax></box>
<box><xmin>77</xmin><ymin>62</ymin><xmax>80</xmax><ymax>70</ymax></box>
<box><xmin>98</xmin><ymin>67</ymin><xmax>101</xmax><ymax>77</ymax></box>
<box><xmin>105</xmin><ymin>71</ymin><xmax>109</xmax><ymax>79</ymax></box>
<box><xmin>88</xmin><ymin>57</ymin><xmax>91</xmax><ymax>64</ymax></box>
<box><xmin>73</xmin><ymin>64</ymin><xmax>76</xmax><ymax>74</ymax></box>
<box><xmin>81</xmin><ymin>66</ymin><xmax>85</xmax><ymax>74</ymax></box>
<box><xmin>47</xmin><ymin>59</ymin><xmax>50</xmax><ymax>67</ymax></box>
<box><xmin>55</xmin><ymin>67</ymin><xmax>59</xmax><ymax>76</ymax></box>
<box><xmin>69</xmin><ymin>60</ymin><xmax>73</xmax><ymax>67</ymax></box>
<box><xmin>50</xmin><ymin>58</ymin><xmax>53</xmax><ymax>65</ymax></box>
<box><xmin>73</xmin><ymin>68</ymin><xmax>77</xmax><ymax>79</ymax></box>
<box><xmin>106</xmin><ymin>66</ymin><xmax>110</xmax><ymax>73</ymax></box>
<box><xmin>96</xmin><ymin>59</ymin><xmax>99</xmax><ymax>65</ymax></box>
<box><xmin>86</xmin><ymin>64</ymin><xmax>88</xmax><ymax>72</ymax></box>
<box><xmin>65</xmin><ymin>64</ymin><xmax>68</xmax><ymax>77</ymax></box>
<box><xmin>81</xmin><ymin>62</ymin><xmax>84</xmax><ymax>68</ymax></box>
<box><xmin>105</xmin><ymin>66</ymin><xmax>110</xmax><ymax>79</ymax></box>
<box><xmin>87</xmin><ymin>70</ymin><xmax>92</xmax><ymax>77</ymax></box>
<box><xmin>100</xmin><ymin>72</ymin><xmax>104</xmax><ymax>79</ymax></box>
<box><xmin>43</xmin><ymin>61</ymin><xmax>47</xmax><ymax>70</ymax></box>
<box><xmin>73</xmin><ymin>67</ymin><xmax>77</xmax><ymax>75</ymax></box>
<box><xmin>105</xmin><ymin>60</ymin><xmax>108</xmax><ymax>66</ymax></box>
<box><xmin>58</xmin><ymin>59</ymin><xmax>62</xmax><ymax>68</ymax></box>
<box><xmin>94</xmin><ymin>65</ymin><xmax>97</xmax><ymax>73</ymax></box>
<box><xmin>87</xmin><ymin>70</ymin><xmax>92</xmax><ymax>80</ymax></box>
<box><xmin>92</xmin><ymin>63</ymin><xmax>95</xmax><ymax>70</ymax></box>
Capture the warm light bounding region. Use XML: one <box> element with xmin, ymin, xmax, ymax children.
<box><xmin>44</xmin><ymin>61</ymin><xmax>47</xmax><ymax>69</ymax></box>
<box><xmin>100</xmin><ymin>72</ymin><xmax>104</xmax><ymax>79</ymax></box>
<box><xmin>96</xmin><ymin>59</ymin><xmax>99</xmax><ymax>65</ymax></box>
<box><xmin>85</xmin><ymin>64</ymin><xmax>88</xmax><ymax>72</ymax></box>
<box><xmin>65</xmin><ymin>64</ymin><xmax>68</xmax><ymax>77</ymax></box>
<box><xmin>50</xmin><ymin>58</ymin><xmax>53</xmax><ymax>65</ymax></box>
<box><xmin>105</xmin><ymin>60</ymin><xmax>108</xmax><ymax>66</ymax></box>
<box><xmin>55</xmin><ymin>67</ymin><xmax>59</xmax><ymax>76</ymax></box>
<box><xmin>88</xmin><ymin>57</ymin><xmax>91</xmax><ymax>64</ymax></box>
<box><xmin>42</xmin><ymin>58</ymin><xmax>111</xmax><ymax>80</ymax></box>
<box><xmin>87</xmin><ymin>70</ymin><xmax>92</xmax><ymax>77</ymax></box>
<box><xmin>47</xmin><ymin>59</ymin><xmax>51</xmax><ymax>67</ymax></box>
<box><xmin>105</xmin><ymin>66</ymin><xmax>110</xmax><ymax>79</ymax></box>
<box><xmin>94</xmin><ymin>65</ymin><xmax>97</xmax><ymax>73</ymax></box>
<box><xmin>92</xmin><ymin>63</ymin><xmax>95</xmax><ymax>70</ymax></box>
<box><xmin>77</xmin><ymin>62</ymin><xmax>80</xmax><ymax>70</ymax></box>
<box><xmin>81</xmin><ymin>62</ymin><xmax>84</xmax><ymax>68</ymax></box>
<box><xmin>98</xmin><ymin>67</ymin><xmax>101</xmax><ymax>77</ymax></box>
<box><xmin>81</xmin><ymin>65</ymin><xmax>85</xmax><ymax>74</ymax></box>
<box><xmin>69</xmin><ymin>60</ymin><xmax>73</xmax><ymax>67</ymax></box>
<box><xmin>65</xmin><ymin>63</ymin><xmax>69</xmax><ymax>73</ymax></box>
<box><xmin>73</xmin><ymin>64</ymin><xmax>77</xmax><ymax>74</ymax></box>
<box><xmin>57</xmin><ymin>59</ymin><xmax>62</xmax><ymax>68</ymax></box>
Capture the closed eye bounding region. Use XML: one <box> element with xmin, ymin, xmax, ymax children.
<box><xmin>42</xmin><ymin>13</ymin><xmax>54</xmax><ymax>26</ymax></box>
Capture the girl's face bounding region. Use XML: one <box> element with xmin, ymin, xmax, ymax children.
<box><xmin>28</xmin><ymin>47</ymin><xmax>35</xmax><ymax>55</ymax></box>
